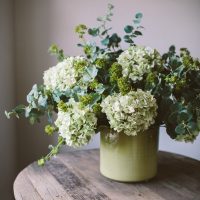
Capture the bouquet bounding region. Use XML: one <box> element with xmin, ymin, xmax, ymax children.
<box><xmin>6</xmin><ymin>4</ymin><xmax>200</xmax><ymax>165</ymax></box>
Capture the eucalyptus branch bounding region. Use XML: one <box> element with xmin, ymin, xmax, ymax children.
<box><xmin>38</xmin><ymin>137</ymin><xmax>65</xmax><ymax>166</ymax></box>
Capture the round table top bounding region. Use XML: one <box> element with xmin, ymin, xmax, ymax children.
<box><xmin>14</xmin><ymin>149</ymin><xmax>200</xmax><ymax>200</ymax></box>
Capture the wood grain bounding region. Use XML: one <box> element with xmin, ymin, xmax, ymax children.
<box><xmin>14</xmin><ymin>150</ymin><xmax>200</xmax><ymax>200</ymax></box>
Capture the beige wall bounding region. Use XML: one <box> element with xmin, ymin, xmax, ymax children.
<box><xmin>0</xmin><ymin>0</ymin><xmax>17</xmax><ymax>199</ymax></box>
<box><xmin>14</xmin><ymin>0</ymin><xmax>200</xmax><ymax>170</ymax></box>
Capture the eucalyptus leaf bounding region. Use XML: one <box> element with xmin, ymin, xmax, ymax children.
<box><xmin>88</xmin><ymin>28</ymin><xmax>99</xmax><ymax>36</ymax></box>
<box><xmin>82</xmin><ymin>66</ymin><xmax>98</xmax><ymax>82</ymax></box>
<box><xmin>175</xmin><ymin>124</ymin><xmax>185</xmax><ymax>134</ymax></box>
<box><xmin>101</xmin><ymin>37</ymin><xmax>110</xmax><ymax>46</ymax></box>
<box><xmin>135</xmin><ymin>12</ymin><xmax>143</xmax><ymax>19</ymax></box>
<box><xmin>25</xmin><ymin>106</ymin><xmax>32</xmax><ymax>118</ymax></box>
<box><xmin>187</xmin><ymin>121</ymin><xmax>197</xmax><ymax>132</ymax></box>
<box><xmin>177</xmin><ymin>110</ymin><xmax>192</xmax><ymax>122</ymax></box>
<box><xmin>133</xmin><ymin>19</ymin><xmax>141</xmax><ymax>24</ymax></box>
<box><xmin>124</xmin><ymin>25</ymin><xmax>133</xmax><ymax>33</ymax></box>
<box><xmin>134</xmin><ymin>30</ymin><xmax>142</xmax><ymax>36</ymax></box>
<box><xmin>90</xmin><ymin>93</ymin><xmax>101</xmax><ymax>107</ymax></box>
<box><xmin>95</xmin><ymin>84</ymin><xmax>106</xmax><ymax>94</ymax></box>
<box><xmin>38</xmin><ymin>95</ymin><xmax>48</xmax><ymax>107</ymax></box>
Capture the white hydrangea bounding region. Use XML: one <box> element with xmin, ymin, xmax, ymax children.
<box><xmin>55</xmin><ymin>99</ymin><xmax>97</xmax><ymax>147</ymax></box>
<box><xmin>117</xmin><ymin>46</ymin><xmax>161</xmax><ymax>82</ymax></box>
<box><xmin>43</xmin><ymin>56</ymin><xmax>86</xmax><ymax>92</ymax></box>
<box><xmin>101</xmin><ymin>89</ymin><xmax>158</xmax><ymax>136</ymax></box>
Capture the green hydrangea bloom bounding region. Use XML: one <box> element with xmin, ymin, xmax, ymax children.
<box><xmin>101</xmin><ymin>89</ymin><xmax>158</xmax><ymax>136</ymax></box>
<box><xmin>117</xmin><ymin>46</ymin><xmax>162</xmax><ymax>82</ymax></box>
<box><xmin>43</xmin><ymin>56</ymin><xmax>88</xmax><ymax>92</ymax></box>
<box><xmin>55</xmin><ymin>99</ymin><xmax>97</xmax><ymax>147</ymax></box>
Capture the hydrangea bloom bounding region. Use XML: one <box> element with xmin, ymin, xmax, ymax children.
<box><xmin>117</xmin><ymin>46</ymin><xmax>161</xmax><ymax>82</ymax></box>
<box><xmin>101</xmin><ymin>89</ymin><xmax>157</xmax><ymax>136</ymax></box>
<box><xmin>55</xmin><ymin>99</ymin><xmax>97</xmax><ymax>147</ymax></box>
<box><xmin>43</xmin><ymin>56</ymin><xmax>87</xmax><ymax>92</ymax></box>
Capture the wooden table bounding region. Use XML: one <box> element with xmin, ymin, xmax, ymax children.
<box><xmin>14</xmin><ymin>149</ymin><xmax>200</xmax><ymax>200</ymax></box>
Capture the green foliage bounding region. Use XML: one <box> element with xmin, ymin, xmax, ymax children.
<box><xmin>124</xmin><ymin>25</ymin><xmax>133</xmax><ymax>33</ymax></box>
<box><xmin>109</xmin><ymin>62</ymin><xmax>122</xmax><ymax>83</ymax></box>
<box><xmin>123</xmin><ymin>12</ymin><xmax>143</xmax><ymax>45</ymax></box>
<box><xmin>79</xmin><ymin>94</ymin><xmax>94</xmax><ymax>107</ymax></box>
<box><xmin>57</xmin><ymin>100</ymin><xmax>69</xmax><ymax>112</ymax></box>
<box><xmin>74</xmin><ymin>59</ymin><xmax>88</xmax><ymax>74</ymax></box>
<box><xmin>117</xmin><ymin>77</ymin><xmax>131</xmax><ymax>95</ymax></box>
<box><xmin>93</xmin><ymin>103</ymin><xmax>102</xmax><ymax>115</ymax></box>
<box><xmin>48</xmin><ymin>44</ymin><xmax>66</xmax><ymax>62</ymax></box>
<box><xmin>6</xmin><ymin>84</ymin><xmax>55</xmax><ymax>124</ymax></box>
<box><xmin>45</xmin><ymin>124</ymin><xmax>58</xmax><ymax>135</ymax></box>
<box><xmin>79</xmin><ymin>93</ymin><xmax>101</xmax><ymax>108</ymax></box>
<box><xmin>38</xmin><ymin>137</ymin><xmax>65</xmax><ymax>166</ymax></box>
<box><xmin>89</xmin><ymin>79</ymin><xmax>99</xmax><ymax>90</ymax></box>
<box><xmin>82</xmin><ymin>66</ymin><xmax>98</xmax><ymax>82</ymax></box>
<box><xmin>95</xmin><ymin>58</ymin><xmax>109</xmax><ymax>68</ymax></box>
<box><xmin>5</xmin><ymin>105</ymin><xmax>26</xmax><ymax>119</ymax></box>
<box><xmin>75</xmin><ymin>24</ymin><xmax>87</xmax><ymax>39</ymax></box>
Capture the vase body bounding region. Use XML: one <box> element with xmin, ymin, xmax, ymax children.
<box><xmin>100</xmin><ymin>126</ymin><xmax>159</xmax><ymax>182</ymax></box>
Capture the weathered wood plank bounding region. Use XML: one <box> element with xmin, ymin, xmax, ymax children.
<box><xmin>46</xmin><ymin>158</ymin><xmax>110</xmax><ymax>200</ymax></box>
<box><xmin>13</xmin><ymin>168</ymin><xmax>42</xmax><ymax>200</ymax></box>
<box><xmin>14</xmin><ymin>149</ymin><xmax>200</xmax><ymax>200</ymax></box>
<box><xmin>58</xmin><ymin>153</ymin><xmax>165</xmax><ymax>200</ymax></box>
<box><xmin>26</xmin><ymin>163</ymin><xmax>73</xmax><ymax>200</ymax></box>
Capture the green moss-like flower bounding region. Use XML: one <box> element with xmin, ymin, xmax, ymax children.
<box><xmin>101</xmin><ymin>89</ymin><xmax>158</xmax><ymax>136</ymax></box>
<box><xmin>58</xmin><ymin>100</ymin><xmax>68</xmax><ymax>112</ymax></box>
<box><xmin>79</xmin><ymin>94</ymin><xmax>93</xmax><ymax>107</ymax></box>
<box><xmin>89</xmin><ymin>79</ymin><xmax>99</xmax><ymax>90</ymax></box>
<box><xmin>165</xmin><ymin>75</ymin><xmax>178</xmax><ymax>84</ymax></box>
<box><xmin>146</xmin><ymin>72</ymin><xmax>157</xmax><ymax>83</ymax></box>
<box><xmin>93</xmin><ymin>103</ymin><xmax>102</xmax><ymax>114</ymax></box>
<box><xmin>83</xmin><ymin>45</ymin><xmax>93</xmax><ymax>57</ymax></box>
<box><xmin>109</xmin><ymin>62</ymin><xmax>122</xmax><ymax>83</ymax></box>
<box><xmin>74</xmin><ymin>59</ymin><xmax>88</xmax><ymax>74</ymax></box>
<box><xmin>175</xmin><ymin>79</ymin><xmax>186</xmax><ymax>91</ymax></box>
<box><xmin>117</xmin><ymin>77</ymin><xmax>131</xmax><ymax>95</ymax></box>
<box><xmin>75</xmin><ymin>24</ymin><xmax>87</xmax><ymax>38</ymax></box>
<box><xmin>180</xmin><ymin>48</ymin><xmax>200</xmax><ymax>70</ymax></box>
<box><xmin>45</xmin><ymin>125</ymin><xmax>58</xmax><ymax>135</ymax></box>
<box><xmin>95</xmin><ymin>58</ymin><xmax>109</xmax><ymax>68</ymax></box>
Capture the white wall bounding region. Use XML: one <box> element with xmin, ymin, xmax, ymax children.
<box><xmin>14</xmin><ymin>0</ymin><xmax>200</xmax><ymax>171</ymax></box>
<box><xmin>0</xmin><ymin>0</ymin><xmax>17</xmax><ymax>199</ymax></box>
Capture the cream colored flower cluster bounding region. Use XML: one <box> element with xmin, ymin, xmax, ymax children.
<box><xmin>117</xmin><ymin>46</ymin><xmax>161</xmax><ymax>82</ymax></box>
<box><xmin>43</xmin><ymin>56</ymin><xmax>86</xmax><ymax>92</ymax></box>
<box><xmin>101</xmin><ymin>89</ymin><xmax>157</xmax><ymax>136</ymax></box>
<box><xmin>55</xmin><ymin>99</ymin><xmax>97</xmax><ymax>147</ymax></box>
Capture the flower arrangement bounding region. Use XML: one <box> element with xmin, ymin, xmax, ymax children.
<box><xmin>6</xmin><ymin>4</ymin><xmax>200</xmax><ymax>165</ymax></box>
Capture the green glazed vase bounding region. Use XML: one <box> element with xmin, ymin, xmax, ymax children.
<box><xmin>100</xmin><ymin>126</ymin><xmax>159</xmax><ymax>182</ymax></box>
